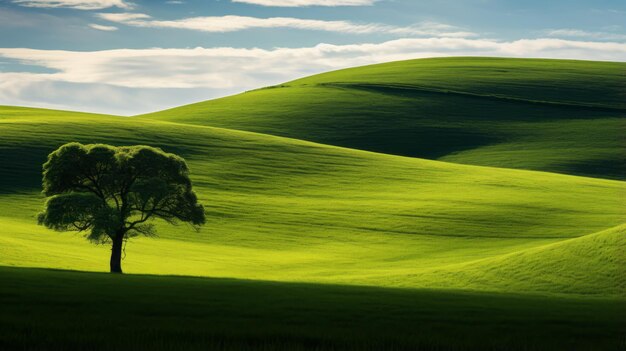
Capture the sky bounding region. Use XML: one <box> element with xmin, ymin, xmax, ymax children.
<box><xmin>0</xmin><ymin>0</ymin><xmax>625</xmax><ymax>115</ymax></box>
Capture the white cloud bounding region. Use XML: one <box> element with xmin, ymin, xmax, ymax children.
<box><xmin>232</xmin><ymin>0</ymin><xmax>375</xmax><ymax>7</ymax></box>
<box><xmin>0</xmin><ymin>37</ymin><xmax>625</xmax><ymax>114</ymax></box>
<box><xmin>546</xmin><ymin>29</ymin><xmax>626</xmax><ymax>41</ymax></box>
<box><xmin>97</xmin><ymin>13</ymin><xmax>476</xmax><ymax>37</ymax></box>
<box><xmin>88</xmin><ymin>23</ymin><xmax>118</xmax><ymax>31</ymax></box>
<box><xmin>98</xmin><ymin>13</ymin><xmax>150</xmax><ymax>22</ymax></box>
<box><xmin>13</xmin><ymin>0</ymin><xmax>132</xmax><ymax>10</ymax></box>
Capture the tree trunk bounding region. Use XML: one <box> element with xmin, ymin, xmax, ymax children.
<box><xmin>110</xmin><ymin>231</ymin><xmax>124</xmax><ymax>274</ymax></box>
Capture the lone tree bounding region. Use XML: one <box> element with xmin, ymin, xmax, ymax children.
<box><xmin>38</xmin><ymin>143</ymin><xmax>205</xmax><ymax>273</ymax></box>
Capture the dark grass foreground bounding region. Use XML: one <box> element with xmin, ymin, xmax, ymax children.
<box><xmin>1</xmin><ymin>267</ymin><xmax>624</xmax><ymax>351</ymax></box>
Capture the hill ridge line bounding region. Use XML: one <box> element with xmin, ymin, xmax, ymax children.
<box><xmin>0</xmin><ymin>106</ymin><xmax>623</xmax><ymax>185</ymax></box>
<box><xmin>318</xmin><ymin>82</ymin><xmax>626</xmax><ymax>113</ymax></box>
<box><xmin>138</xmin><ymin>118</ymin><xmax>626</xmax><ymax>185</ymax></box>
<box><xmin>1</xmin><ymin>106</ymin><xmax>623</xmax><ymax>190</ymax></box>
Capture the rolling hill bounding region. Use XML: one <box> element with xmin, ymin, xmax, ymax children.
<box><xmin>0</xmin><ymin>104</ymin><xmax>624</xmax><ymax>297</ymax></box>
<box><xmin>0</xmin><ymin>57</ymin><xmax>624</xmax><ymax>350</ymax></box>
<box><xmin>142</xmin><ymin>57</ymin><xmax>626</xmax><ymax>180</ymax></box>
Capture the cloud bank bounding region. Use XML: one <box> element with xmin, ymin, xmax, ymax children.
<box><xmin>1</xmin><ymin>37</ymin><xmax>625</xmax><ymax>114</ymax></box>
<box><xmin>546</xmin><ymin>29</ymin><xmax>626</xmax><ymax>41</ymax></box>
<box><xmin>97</xmin><ymin>13</ymin><xmax>475</xmax><ymax>37</ymax></box>
<box><xmin>231</xmin><ymin>0</ymin><xmax>376</xmax><ymax>7</ymax></box>
<box><xmin>88</xmin><ymin>23</ymin><xmax>118</xmax><ymax>31</ymax></box>
<box><xmin>13</xmin><ymin>0</ymin><xmax>132</xmax><ymax>10</ymax></box>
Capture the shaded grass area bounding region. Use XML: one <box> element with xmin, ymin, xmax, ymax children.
<box><xmin>142</xmin><ymin>57</ymin><xmax>626</xmax><ymax>179</ymax></box>
<box><xmin>322</xmin><ymin>82</ymin><xmax>626</xmax><ymax>112</ymax></box>
<box><xmin>1</xmin><ymin>266</ymin><xmax>624</xmax><ymax>351</ymax></box>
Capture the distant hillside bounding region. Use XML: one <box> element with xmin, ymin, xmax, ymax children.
<box><xmin>142</xmin><ymin>57</ymin><xmax>626</xmax><ymax>180</ymax></box>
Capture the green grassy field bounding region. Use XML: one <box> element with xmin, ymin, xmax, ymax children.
<box><xmin>0</xmin><ymin>57</ymin><xmax>624</xmax><ymax>350</ymax></box>
<box><xmin>1</xmin><ymin>105</ymin><xmax>624</xmax><ymax>294</ymax></box>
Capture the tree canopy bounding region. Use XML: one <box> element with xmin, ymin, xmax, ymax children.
<box><xmin>38</xmin><ymin>142</ymin><xmax>205</xmax><ymax>273</ymax></box>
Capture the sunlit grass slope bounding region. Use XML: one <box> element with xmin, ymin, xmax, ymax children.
<box><xmin>143</xmin><ymin>57</ymin><xmax>626</xmax><ymax>180</ymax></box>
<box><xmin>384</xmin><ymin>224</ymin><xmax>626</xmax><ymax>296</ymax></box>
<box><xmin>0</xmin><ymin>106</ymin><xmax>624</xmax><ymax>297</ymax></box>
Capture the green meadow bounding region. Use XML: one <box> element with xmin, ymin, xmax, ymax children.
<box><xmin>0</xmin><ymin>57</ymin><xmax>624</xmax><ymax>350</ymax></box>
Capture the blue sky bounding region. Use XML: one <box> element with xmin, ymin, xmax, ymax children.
<box><xmin>1</xmin><ymin>0</ymin><xmax>625</xmax><ymax>114</ymax></box>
